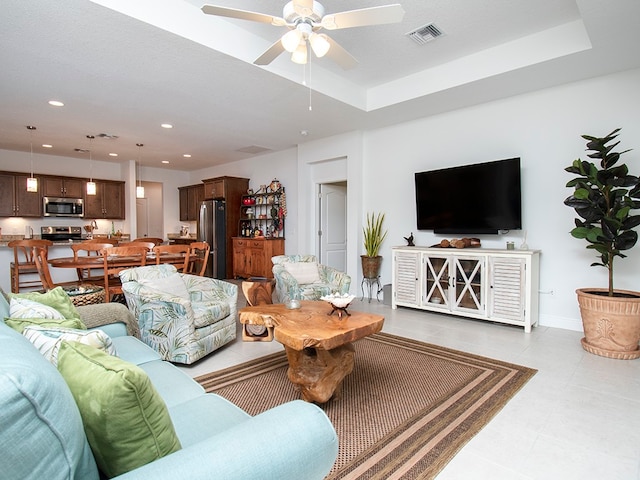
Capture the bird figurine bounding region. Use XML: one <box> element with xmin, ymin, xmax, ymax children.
<box><xmin>404</xmin><ymin>232</ymin><xmax>415</xmax><ymax>246</ymax></box>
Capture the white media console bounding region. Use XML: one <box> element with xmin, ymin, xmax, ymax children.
<box><xmin>391</xmin><ymin>246</ymin><xmax>540</xmax><ymax>332</ymax></box>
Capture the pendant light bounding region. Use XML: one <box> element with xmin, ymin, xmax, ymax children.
<box><xmin>26</xmin><ymin>125</ymin><xmax>38</xmax><ymax>192</ymax></box>
<box><xmin>136</xmin><ymin>143</ymin><xmax>145</xmax><ymax>198</ymax></box>
<box><xmin>86</xmin><ymin>135</ymin><xmax>97</xmax><ymax>195</ymax></box>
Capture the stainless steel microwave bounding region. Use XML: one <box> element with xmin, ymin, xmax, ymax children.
<box><xmin>43</xmin><ymin>196</ymin><xmax>84</xmax><ymax>217</ymax></box>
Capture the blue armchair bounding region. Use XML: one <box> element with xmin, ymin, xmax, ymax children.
<box><xmin>271</xmin><ymin>255</ymin><xmax>351</xmax><ymax>303</ymax></box>
<box><xmin>120</xmin><ymin>264</ymin><xmax>237</xmax><ymax>364</ymax></box>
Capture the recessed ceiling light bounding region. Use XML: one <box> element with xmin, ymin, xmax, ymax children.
<box><xmin>48</xmin><ymin>100</ymin><xmax>64</xmax><ymax>107</ymax></box>
<box><xmin>109</xmin><ymin>153</ymin><xmax>118</xmax><ymax>157</ymax></box>
<box><xmin>42</xmin><ymin>144</ymin><xmax>53</xmax><ymax>148</ymax></box>
<box><xmin>161</xmin><ymin>123</ymin><xmax>173</xmax><ymax>129</ymax></box>
<box><xmin>183</xmin><ymin>154</ymin><xmax>191</xmax><ymax>158</ymax></box>
<box><xmin>162</xmin><ymin>160</ymin><xmax>170</xmax><ymax>164</ymax></box>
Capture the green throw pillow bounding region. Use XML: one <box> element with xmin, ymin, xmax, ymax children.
<box><xmin>57</xmin><ymin>341</ymin><xmax>182</xmax><ymax>477</ymax></box>
<box><xmin>4</xmin><ymin>316</ymin><xmax>86</xmax><ymax>334</ymax></box>
<box><xmin>12</xmin><ymin>286</ymin><xmax>81</xmax><ymax>320</ymax></box>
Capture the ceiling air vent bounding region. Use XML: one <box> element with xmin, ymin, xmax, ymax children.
<box><xmin>406</xmin><ymin>23</ymin><xmax>443</xmax><ymax>45</ymax></box>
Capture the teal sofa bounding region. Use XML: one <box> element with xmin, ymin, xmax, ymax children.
<box><xmin>0</xmin><ymin>291</ymin><xmax>338</xmax><ymax>479</ymax></box>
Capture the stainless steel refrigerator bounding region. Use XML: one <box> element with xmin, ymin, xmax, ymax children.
<box><xmin>197</xmin><ymin>199</ymin><xmax>226</xmax><ymax>279</ymax></box>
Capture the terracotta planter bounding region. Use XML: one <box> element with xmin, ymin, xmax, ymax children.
<box><xmin>361</xmin><ymin>255</ymin><xmax>382</xmax><ymax>279</ymax></box>
<box><xmin>576</xmin><ymin>288</ymin><xmax>640</xmax><ymax>359</ymax></box>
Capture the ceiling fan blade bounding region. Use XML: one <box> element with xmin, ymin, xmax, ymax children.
<box><xmin>201</xmin><ymin>5</ymin><xmax>286</xmax><ymax>26</ymax></box>
<box><xmin>292</xmin><ymin>0</ymin><xmax>314</xmax><ymax>17</ymax></box>
<box><xmin>324</xmin><ymin>36</ymin><xmax>358</xmax><ymax>70</ymax></box>
<box><xmin>321</xmin><ymin>4</ymin><xmax>405</xmax><ymax>30</ymax></box>
<box><xmin>254</xmin><ymin>40</ymin><xmax>286</xmax><ymax>65</ymax></box>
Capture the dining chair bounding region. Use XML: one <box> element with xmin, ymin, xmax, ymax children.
<box><xmin>188</xmin><ymin>241</ymin><xmax>210</xmax><ymax>276</ymax></box>
<box><xmin>8</xmin><ymin>239</ymin><xmax>54</xmax><ymax>293</ymax></box>
<box><xmin>101</xmin><ymin>245</ymin><xmax>148</xmax><ymax>302</ymax></box>
<box><xmin>70</xmin><ymin>241</ymin><xmax>114</xmax><ymax>282</ymax></box>
<box><xmin>153</xmin><ymin>244</ymin><xmax>190</xmax><ymax>273</ymax></box>
<box><xmin>32</xmin><ymin>246</ymin><xmax>94</xmax><ymax>292</ymax></box>
<box><xmin>132</xmin><ymin>237</ymin><xmax>164</xmax><ymax>246</ymax></box>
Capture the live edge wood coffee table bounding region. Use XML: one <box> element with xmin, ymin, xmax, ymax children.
<box><xmin>239</xmin><ymin>300</ymin><xmax>384</xmax><ymax>403</ymax></box>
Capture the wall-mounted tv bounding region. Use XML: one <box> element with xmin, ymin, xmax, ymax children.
<box><xmin>415</xmin><ymin>158</ymin><xmax>522</xmax><ymax>234</ymax></box>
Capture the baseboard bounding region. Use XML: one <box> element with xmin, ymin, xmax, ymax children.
<box><xmin>539</xmin><ymin>313</ymin><xmax>583</xmax><ymax>332</ymax></box>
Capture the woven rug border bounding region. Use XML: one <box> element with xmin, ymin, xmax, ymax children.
<box><xmin>195</xmin><ymin>332</ymin><xmax>537</xmax><ymax>479</ymax></box>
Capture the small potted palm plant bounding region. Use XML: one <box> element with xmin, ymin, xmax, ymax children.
<box><xmin>564</xmin><ymin>128</ymin><xmax>640</xmax><ymax>359</ymax></box>
<box><xmin>362</xmin><ymin>212</ymin><xmax>388</xmax><ymax>279</ymax></box>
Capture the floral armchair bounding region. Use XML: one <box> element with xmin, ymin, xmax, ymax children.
<box><xmin>119</xmin><ymin>264</ymin><xmax>237</xmax><ymax>364</ymax></box>
<box><xmin>271</xmin><ymin>255</ymin><xmax>351</xmax><ymax>303</ymax></box>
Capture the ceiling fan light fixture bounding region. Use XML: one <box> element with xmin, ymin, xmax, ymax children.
<box><xmin>291</xmin><ymin>41</ymin><xmax>308</xmax><ymax>64</ymax></box>
<box><xmin>281</xmin><ymin>29</ymin><xmax>302</xmax><ymax>52</ymax></box>
<box><xmin>309</xmin><ymin>33</ymin><xmax>330</xmax><ymax>58</ymax></box>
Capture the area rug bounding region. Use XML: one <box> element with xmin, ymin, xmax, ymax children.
<box><xmin>196</xmin><ymin>332</ymin><xmax>536</xmax><ymax>479</ymax></box>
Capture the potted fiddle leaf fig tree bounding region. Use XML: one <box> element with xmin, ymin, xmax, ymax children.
<box><xmin>362</xmin><ymin>212</ymin><xmax>388</xmax><ymax>279</ymax></box>
<box><xmin>564</xmin><ymin>128</ymin><xmax>640</xmax><ymax>359</ymax></box>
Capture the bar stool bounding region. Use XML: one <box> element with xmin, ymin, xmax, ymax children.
<box><xmin>8</xmin><ymin>239</ymin><xmax>53</xmax><ymax>293</ymax></box>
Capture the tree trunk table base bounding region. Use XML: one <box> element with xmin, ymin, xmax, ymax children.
<box><xmin>241</xmin><ymin>278</ymin><xmax>275</xmax><ymax>341</ymax></box>
<box><xmin>239</xmin><ymin>301</ymin><xmax>384</xmax><ymax>402</ymax></box>
<box><xmin>285</xmin><ymin>344</ymin><xmax>355</xmax><ymax>403</ymax></box>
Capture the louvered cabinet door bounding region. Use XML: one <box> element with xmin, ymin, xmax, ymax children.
<box><xmin>488</xmin><ymin>256</ymin><xmax>526</xmax><ymax>323</ymax></box>
<box><xmin>392</xmin><ymin>251</ymin><xmax>421</xmax><ymax>307</ymax></box>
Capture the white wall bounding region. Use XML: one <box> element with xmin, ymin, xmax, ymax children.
<box><xmin>357</xmin><ymin>68</ymin><xmax>640</xmax><ymax>330</ymax></box>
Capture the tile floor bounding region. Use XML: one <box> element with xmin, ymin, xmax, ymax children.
<box><xmin>177</xmin><ymin>296</ymin><xmax>640</xmax><ymax>480</ymax></box>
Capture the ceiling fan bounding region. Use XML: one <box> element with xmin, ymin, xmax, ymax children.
<box><xmin>201</xmin><ymin>1</ymin><xmax>405</xmax><ymax>69</ymax></box>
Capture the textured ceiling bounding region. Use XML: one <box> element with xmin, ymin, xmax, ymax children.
<box><xmin>0</xmin><ymin>0</ymin><xmax>638</xmax><ymax>171</ymax></box>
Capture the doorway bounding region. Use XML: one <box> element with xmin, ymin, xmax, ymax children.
<box><xmin>318</xmin><ymin>182</ymin><xmax>347</xmax><ymax>271</ymax></box>
<box><xmin>135</xmin><ymin>181</ymin><xmax>164</xmax><ymax>239</ymax></box>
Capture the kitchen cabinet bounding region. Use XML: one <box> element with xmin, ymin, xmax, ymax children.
<box><xmin>0</xmin><ymin>173</ymin><xmax>42</xmax><ymax>217</ymax></box>
<box><xmin>201</xmin><ymin>176</ymin><xmax>249</xmax><ymax>276</ymax></box>
<box><xmin>178</xmin><ymin>184</ymin><xmax>204</xmax><ymax>221</ymax></box>
<box><xmin>84</xmin><ymin>180</ymin><xmax>125</xmax><ymax>219</ymax></box>
<box><xmin>392</xmin><ymin>246</ymin><xmax>539</xmax><ymax>332</ymax></box>
<box><xmin>42</xmin><ymin>176</ymin><xmax>84</xmax><ymax>198</ymax></box>
<box><xmin>232</xmin><ymin>237</ymin><xmax>284</xmax><ymax>279</ymax></box>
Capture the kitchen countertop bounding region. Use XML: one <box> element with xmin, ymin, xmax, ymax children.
<box><xmin>0</xmin><ymin>234</ymin><xmax>131</xmax><ymax>248</ymax></box>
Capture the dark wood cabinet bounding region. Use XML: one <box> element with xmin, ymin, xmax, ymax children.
<box><xmin>232</xmin><ymin>237</ymin><xmax>284</xmax><ymax>279</ymax></box>
<box><xmin>42</xmin><ymin>176</ymin><xmax>83</xmax><ymax>198</ymax></box>
<box><xmin>84</xmin><ymin>180</ymin><xmax>125</xmax><ymax>219</ymax></box>
<box><xmin>0</xmin><ymin>173</ymin><xmax>42</xmax><ymax>217</ymax></box>
<box><xmin>178</xmin><ymin>184</ymin><xmax>204</xmax><ymax>221</ymax></box>
<box><xmin>202</xmin><ymin>176</ymin><xmax>249</xmax><ymax>276</ymax></box>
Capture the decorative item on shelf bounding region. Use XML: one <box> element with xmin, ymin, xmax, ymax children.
<box><xmin>431</xmin><ymin>238</ymin><xmax>481</xmax><ymax>249</ymax></box>
<box><xmin>242</xmin><ymin>196</ymin><xmax>255</xmax><ymax>205</ymax></box>
<box><xmin>257</xmin><ymin>184</ymin><xmax>267</xmax><ymax>194</ymax></box>
<box><xmin>564</xmin><ymin>128</ymin><xmax>640</xmax><ymax>359</ymax></box>
<box><xmin>247</xmin><ymin>188</ymin><xmax>254</xmax><ymax>195</ymax></box>
<box><xmin>269</xmin><ymin>178</ymin><xmax>281</xmax><ymax>193</ymax></box>
<box><xmin>180</xmin><ymin>225</ymin><xmax>189</xmax><ymax>237</ymax></box>
<box><xmin>321</xmin><ymin>293</ymin><xmax>356</xmax><ymax>320</ymax></box>
<box><xmin>246</xmin><ymin>207</ymin><xmax>254</xmax><ymax>219</ymax></box>
<box><xmin>403</xmin><ymin>232</ymin><xmax>415</xmax><ymax>246</ymax></box>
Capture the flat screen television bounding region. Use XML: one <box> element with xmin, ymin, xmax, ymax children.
<box><xmin>414</xmin><ymin>158</ymin><xmax>522</xmax><ymax>234</ymax></box>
